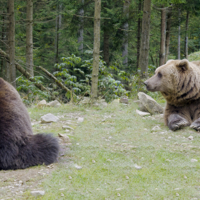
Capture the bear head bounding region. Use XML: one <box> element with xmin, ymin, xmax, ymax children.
<box><xmin>144</xmin><ymin>59</ymin><xmax>200</xmax><ymax>105</ymax></box>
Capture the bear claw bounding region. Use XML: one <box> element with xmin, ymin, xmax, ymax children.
<box><xmin>190</xmin><ymin>124</ymin><xmax>200</xmax><ymax>131</ymax></box>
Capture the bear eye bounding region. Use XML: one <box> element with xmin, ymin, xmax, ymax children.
<box><xmin>157</xmin><ymin>72</ymin><xmax>162</xmax><ymax>78</ymax></box>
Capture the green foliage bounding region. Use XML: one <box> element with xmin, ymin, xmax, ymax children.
<box><xmin>3</xmin><ymin>0</ymin><xmax>200</xmax><ymax>101</ymax></box>
<box><xmin>16</xmin><ymin>76</ymin><xmax>50</xmax><ymax>105</ymax></box>
<box><xmin>188</xmin><ymin>51</ymin><xmax>200</xmax><ymax>61</ymax></box>
<box><xmin>54</xmin><ymin>54</ymin><xmax>128</xmax><ymax>102</ymax></box>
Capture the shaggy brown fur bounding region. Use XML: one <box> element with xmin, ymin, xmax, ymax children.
<box><xmin>144</xmin><ymin>59</ymin><xmax>200</xmax><ymax>131</ymax></box>
<box><xmin>0</xmin><ymin>78</ymin><xmax>59</xmax><ymax>170</ymax></box>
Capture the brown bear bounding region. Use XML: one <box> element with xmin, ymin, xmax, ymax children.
<box><xmin>0</xmin><ymin>78</ymin><xmax>59</xmax><ymax>170</ymax></box>
<box><xmin>144</xmin><ymin>59</ymin><xmax>200</xmax><ymax>131</ymax></box>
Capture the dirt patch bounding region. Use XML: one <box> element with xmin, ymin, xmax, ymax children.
<box><xmin>0</xmin><ymin>139</ymin><xmax>69</xmax><ymax>200</ymax></box>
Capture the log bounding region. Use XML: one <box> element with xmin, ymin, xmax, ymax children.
<box><xmin>36</xmin><ymin>65</ymin><xmax>72</xmax><ymax>94</ymax></box>
<box><xmin>0</xmin><ymin>47</ymin><xmax>73</xmax><ymax>95</ymax></box>
<box><xmin>0</xmin><ymin>48</ymin><xmax>47</xmax><ymax>91</ymax></box>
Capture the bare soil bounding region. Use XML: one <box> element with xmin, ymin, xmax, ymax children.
<box><xmin>0</xmin><ymin>139</ymin><xmax>69</xmax><ymax>200</ymax></box>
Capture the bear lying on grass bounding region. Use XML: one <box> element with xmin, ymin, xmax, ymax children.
<box><xmin>144</xmin><ymin>59</ymin><xmax>200</xmax><ymax>131</ymax></box>
<box><xmin>0</xmin><ymin>78</ymin><xmax>59</xmax><ymax>170</ymax></box>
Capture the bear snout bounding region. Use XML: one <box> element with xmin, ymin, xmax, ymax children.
<box><xmin>144</xmin><ymin>81</ymin><xmax>150</xmax><ymax>90</ymax></box>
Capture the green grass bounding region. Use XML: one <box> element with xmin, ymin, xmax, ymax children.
<box><xmin>23</xmin><ymin>101</ymin><xmax>200</xmax><ymax>200</ymax></box>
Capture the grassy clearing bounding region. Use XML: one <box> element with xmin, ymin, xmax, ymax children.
<box><xmin>22</xmin><ymin>101</ymin><xmax>200</xmax><ymax>200</ymax></box>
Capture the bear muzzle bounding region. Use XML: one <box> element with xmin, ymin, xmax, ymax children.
<box><xmin>144</xmin><ymin>80</ymin><xmax>152</xmax><ymax>91</ymax></box>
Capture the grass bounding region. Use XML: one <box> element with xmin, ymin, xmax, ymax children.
<box><xmin>22</xmin><ymin>100</ymin><xmax>200</xmax><ymax>200</ymax></box>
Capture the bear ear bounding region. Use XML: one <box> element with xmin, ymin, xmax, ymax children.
<box><xmin>176</xmin><ymin>59</ymin><xmax>189</xmax><ymax>72</ymax></box>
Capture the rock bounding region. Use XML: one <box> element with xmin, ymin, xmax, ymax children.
<box><xmin>134</xmin><ymin>100</ymin><xmax>148</xmax><ymax>112</ymax></box>
<box><xmin>41</xmin><ymin>113</ymin><xmax>59</xmax><ymax>123</ymax></box>
<box><xmin>112</xmin><ymin>99</ymin><xmax>120</xmax><ymax>104</ymax></box>
<box><xmin>58</xmin><ymin>133</ymin><xmax>70</xmax><ymax>143</ymax></box>
<box><xmin>119</xmin><ymin>96</ymin><xmax>128</xmax><ymax>104</ymax></box>
<box><xmin>188</xmin><ymin>136</ymin><xmax>194</xmax><ymax>140</ymax></box>
<box><xmin>138</xmin><ymin>92</ymin><xmax>164</xmax><ymax>115</ymax></box>
<box><xmin>93</xmin><ymin>99</ymin><xmax>108</xmax><ymax>107</ymax></box>
<box><xmin>77</xmin><ymin>117</ymin><xmax>84</xmax><ymax>123</ymax></box>
<box><xmin>136</xmin><ymin>109</ymin><xmax>150</xmax><ymax>116</ymax></box>
<box><xmin>47</xmin><ymin>100</ymin><xmax>61</xmax><ymax>108</ymax></box>
<box><xmin>62</xmin><ymin>125</ymin><xmax>74</xmax><ymax>130</ymax></box>
<box><xmin>79</xmin><ymin>97</ymin><xmax>90</xmax><ymax>104</ymax></box>
<box><xmin>191</xmin><ymin>159</ymin><xmax>198</xmax><ymax>162</ymax></box>
<box><xmin>80</xmin><ymin>97</ymin><xmax>108</xmax><ymax>107</ymax></box>
<box><xmin>37</xmin><ymin>100</ymin><xmax>47</xmax><ymax>108</ymax></box>
<box><xmin>134</xmin><ymin>164</ymin><xmax>142</xmax><ymax>170</ymax></box>
<box><xmin>152</xmin><ymin>125</ymin><xmax>161</xmax><ymax>131</ymax></box>
<box><xmin>74</xmin><ymin>164</ymin><xmax>82</xmax><ymax>170</ymax></box>
<box><xmin>126</xmin><ymin>176</ymin><xmax>129</xmax><ymax>180</ymax></box>
<box><xmin>31</xmin><ymin>190</ymin><xmax>45</xmax><ymax>197</ymax></box>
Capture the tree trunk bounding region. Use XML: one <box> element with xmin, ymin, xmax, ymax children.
<box><xmin>159</xmin><ymin>7</ymin><xmax>166</xmax><ymax>66</ymax></box>
<box><xmin>185</xmin><ymin>11</ymin><xmax>189</xmax><ymax>59</ymax></box>
<box><xmin>8</xmin><ymin>0</ymin><xmax>16</xmax><ymax>87</ymax></box>
<box><xmin>122</xmin><ymin>0</ymin><xmax>130</xmax><ymax>67</ymax></box>
<box><xmin>91</xmin><ymin>0</ymin><xmax>101</xmax><ymax>100</ymax></box>
<box><xmin>165</xmin><ymin>8</ymin><xmax>171</xmax><ymax>62</ymax></box>
<box><xmin>103</xmin><ymin>21</ymin><xmax>109</xmax><ymax>66</ymax></box>
<box><xmin>178</xmin><ymin>8</ymin><xmax>181</xmax><ymax>59</ymax></box>
<box><xmin>26</xmin><ymin>0</ymin><xmax>34</xmax><ymax>77</ymax></box>
<box><xmin>54</xmin><ymin>4</ymin><xmax>62</xmax><ymax>64</ymax></box>
<box><xmin>136</xmin><ymin>0</ymin><xmax>142</xmax><ymax>69</ymax></box>
<box><xmin>0</xmin><ymin>47</ymin><xmax>47</xmax><ymax>91</ymax></box>
<box><xmin>0</xmin><ymin>12</ymin><xmax>5</xmax><ymax>78</ymax></box>
<box><xmin>138</xmin><ymin>0</ymin><xmax>151</xmax><ymax>78</ymax></box>
<box><xmin>78</xmin><ymin>0</ymin><xmax>84</xmax><ymax>54</ymax></box>
<box><xmin>6</xmin><ymin>3</ymin><xmax>9</xmax><ymax>82</ymax></box>
<box><xmin>0</xmin><ymin>47</ymin><xmax>75</xmax><ymax>95</ymax></box>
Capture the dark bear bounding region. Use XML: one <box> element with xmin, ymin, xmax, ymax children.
<box><xmin>144</xmin><ymin>59</ymin><xmax>200</xmax><ymax>131</ymax></box>
<box><xmin>0</xmin><ymin>78</ymin><xmax>59</xmax><ymax>170</ymax></box>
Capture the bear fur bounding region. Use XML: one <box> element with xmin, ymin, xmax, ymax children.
<box><xmin>0</xmin><ymin>78</ymin><xmax>59</xmax><ymax>170</ymax></box>
<box><xmin>144</xmin><ymin>59</ymin><xmax>200</xmax><ymax>131</ymax></box>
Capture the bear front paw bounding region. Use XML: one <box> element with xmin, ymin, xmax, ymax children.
<box><xmin>190</xmin><ymin>123</ymin><xmax>200</xmax><ymax>131</ymax></box>
<box><xmin>168</xmin><ymin>114</ymin><xmax>189</xmax><ymax>131</ymax></box>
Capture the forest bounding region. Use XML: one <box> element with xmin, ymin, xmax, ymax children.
<box><xmin>0</xmin><ymin>0</ymin><xmax>200</xmax><ymax>104</ymax></box>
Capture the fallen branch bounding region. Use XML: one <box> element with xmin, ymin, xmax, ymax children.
<box><xmin>0</xmin><ymin>48</ymin><xmax>47</xmax><ymax>91</ymax></box>
<box><xmin>36</xmin><ymin>65</ymin><xmax>73</xmax><ymax>94</ymax></box>
<box><xmin>0</xmin><ymin>47</ymin><xmax>75</xmax><ymax>96</ymax></box>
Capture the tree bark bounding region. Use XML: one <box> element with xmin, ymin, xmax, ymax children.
<box><xmin>37</xmin><ymin>65</ymin><xmax>73</xmax><ymax>94</ymax></box>
<box><xmin>78</xmin><ymin>0</ymin><xmax>84</xmax><ymax>54</ymax></box>
<box><xmin>136</xmin><ymin>0</ymin><xmax>142</xmax><ymax>69</ymax></box>
<box><xmin>178</xmin><ymin>8</ymin><xmax>181</xmax><ymax>59</ymax></box>
<box><xmin>0</xmin><ymin>47</ymin><xmax>47</xmax><ymax>91</ymax></box>
<box><xmin>0</xmin><ymin>47</ymin><xmax>74</xmax><ymax>94</ymax></box>
<box><xmin>103</xmin><ymin>21</ymin><xmax>109</xmax><ymax>66</ymax></box>
<box><xmin>138</xmin><ymin>0</ymin><xmax>151</xmax><ymax>78</ymax></box>
<box><xmin>159</xmin><ymin>7</ymin><xmax>166</xmax><ymax>66</ymax></box>
<box><xmin>54</xmin><ymin>3</ymin><xmax>62</xmax><ymax>64</ymax></box>
<box><xmin>122</xmin><ymin>0</ymin><xmax>130</xmax><ymax>67</ymax></box>
<box><xmin>8</xmin><ymin>0</ymin><xmax>16</xmax><ymax>87</ymax></box>
<box><xmin>0</xmin><ymin>12</ymin><xmax>5</xmax><ymax>78</ymax></box>
<box><xmin>26</xmin><ymin>0</ymin><xmax>34</xmax><ymax>77</ymax></box>
<box><xmin>185</xmin><ymin>10</ymin><xmax>189</xmax><ymax>59</ymax></box>
<box><xmin>165</xmin><ymin>8</ymin><xmax>171</xmax><ymax>62</ymax></box>
<box><xmin>91</xmin><ymin>0</ymin><xmax>101</xmax><ymax>100</ymax></box>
